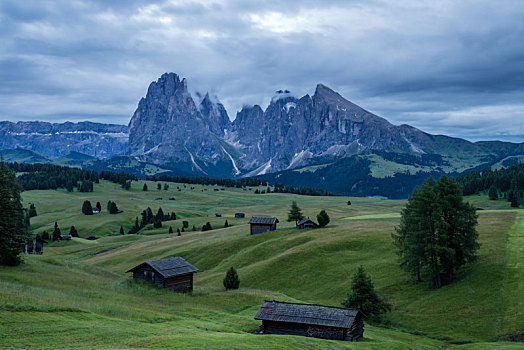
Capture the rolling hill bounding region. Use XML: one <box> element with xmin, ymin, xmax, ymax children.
<box><xmin>1</xmin><ymin>179</ymin><xmax>522</xmax><ymax>348</ymax></box>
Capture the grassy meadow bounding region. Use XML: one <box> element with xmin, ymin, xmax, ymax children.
<box><xmin>0</xmin><ymin>179</ymin><xmax>522</xmax><ymax>349</ymax></box>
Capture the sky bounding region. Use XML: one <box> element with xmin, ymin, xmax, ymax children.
<box><xmin>1</xmin><ymin>0</ymin><xmax>523</xmax><ymax>142</ymax></box>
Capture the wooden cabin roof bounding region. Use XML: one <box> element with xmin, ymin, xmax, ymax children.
<box><xmin>254</xmin><ymin>301</ymin><xmax>361</xmax><ymax>329</ymax></box>
<box><xmin>297</xmin><ymin>217</ymin><xmax>317</xmax><ymax>226</ymax></box>
<box><xmin>126</xmin><ymin>257</ymin><xmax>199</xmax><ymax>278</ymax></box>
<box><xmin>248</xmin><ymin>216</ymin><xmax>279</xmax><ymax>225</ymax></box>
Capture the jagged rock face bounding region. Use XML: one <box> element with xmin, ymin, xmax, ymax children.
<box><xmin>0</xmin><ymin>121</ymin><xmax>128</xmax><ymax>158</ymax></box>
<box><xmin>125</xmin><ymin>72</ymin><xmax>523</xmax><ymax>177</ymax></box>
<box><xmin>198</xmin><ymin>93</ymin><xmax>231</xmax><ymax>136</ymax></box>
<box><xmin>126</xmin><ymin>73</ymin><xmax>231</xmax><ymax>173</ymax></box>
<box><xmin>228</xmin><ymin>84</ymin><xmax>431</xmax><ymax>173</ymax></box>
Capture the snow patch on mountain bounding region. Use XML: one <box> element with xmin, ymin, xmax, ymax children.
<box><xmin>283</xmin><ymin>102</ymin><xmax>297</xmax><ymax>113</ymax></box>
<box><xmin>287</xmin><ymin>150</ymin><xmax>313</xmax><ymax>169</ymax></box>
<box><xmin>221</xmin><ymin>146</ymin><xmax>240</xmax><ymax>175</ymax></box>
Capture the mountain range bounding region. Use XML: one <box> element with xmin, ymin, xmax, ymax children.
<box><xmin>1</xmin><ymin>72</ymin><xmax>523</xmax><ymax>197</ymax></box>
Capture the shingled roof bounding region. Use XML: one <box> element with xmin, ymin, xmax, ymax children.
<box><xmin>248</xmin><ymin>216</ymin><xmax>279</xmax><ymax>225</ymax></box>
<box><xmin>126</xmin><ymin>257</ymin><xmax>199</xmax><ymax>278</ymax></box>
<box><xmin>254</xmin><ymin>301</ymin><xmax>361</xmax><ymax>328</ymax></box>
<box><xmin>297</xmin><ymin>217</ymin><xmax>316</xmax><ymax>226</ymax></box>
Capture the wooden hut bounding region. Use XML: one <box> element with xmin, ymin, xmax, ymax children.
<box><xmin>254</xmin><ymin>301</ymin><xmax>364</xmax><ymax>341</ymax></box>
<box><xmin>60</xmin><ymin>234</ymin><xmax>72</xmax><ymax>240</ymax></box>
<box><xmin>235</xmin><ymin>212</ymin><xmax>245</xmax><ymax>218</ymax></box>
<box><xmin>126</xmin><ymin>257</ymin><xmax>199</xmax><ymax>293</ymax></box>
<box><xmin>25</xmin><ymin>236</ymin><xmax>46</xmax><ymax>255</ymax></box>
<box><xmin>248</xmin><ymin>216</ymin><xmax>279</xmax><ymax>235</ymax></box>
<box><xmin>297</xmin><ymin>217</ymin><xmax>318</xmax><ymax>229</ymax></box>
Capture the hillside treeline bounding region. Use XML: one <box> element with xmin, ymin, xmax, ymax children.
<box><xmin>8</xmin><ymin>163</ymin><xmax>99</xmax><ymax>192</ymax></box>
<box><xmin>147</xmin><ymin>174</ymin><xmax>265</xmax><ymax>187</ymax></box>
<box><xmin>457</xmin><ymin>163</ymin><xmax>524</xmax><ymax>195</ymax></box>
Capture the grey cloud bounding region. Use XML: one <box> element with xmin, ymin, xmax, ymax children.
<box><xmin>0</xmin><ymin>0</ymin><xmax>523</xmax><ymax>142</ymax></box>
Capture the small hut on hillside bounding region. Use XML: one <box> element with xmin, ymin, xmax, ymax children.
<box><xmin>24</xmin><ymin>236</ymin><xmax>47</xmax><ymax>255</ymax></box>
<box><xmin>235</xmin><ymin>212</ymin><xmax>245</xmax><ymax>218</ymax></box>
<box><xmin>297</xmin><ymin>217</ymin><xmax>318</xmax><ymax>229</ymax></box>
<box><xmin>126</xmin><ymin>257</ymin><xmax>199</xmax><ymax>293</ymax></box>
<box><xmin>248</xmin><ymin>216</ymin><xmax>279</xmax><ymax>235</ymax></box>
<box><xmin>254</xmin><ymin>301</ymin><xmax>364</xmax><ymax>341</ymax></box>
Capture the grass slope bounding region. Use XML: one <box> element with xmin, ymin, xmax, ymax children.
<box><xmin>0</xmin><ymin>180</ymin><xmax>522</xmax><ymax>348</ymax></box>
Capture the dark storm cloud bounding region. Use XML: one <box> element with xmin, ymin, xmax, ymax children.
<box><xmin>0</xmin><ymin>0</ymin><xmax>523</xmax><ymax>142</ymax></box>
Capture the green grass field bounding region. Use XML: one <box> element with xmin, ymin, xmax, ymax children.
<box><xmin>0</xmin><ymin>180</ymin><xmax>522</xmax><ymax>349</ymax></box>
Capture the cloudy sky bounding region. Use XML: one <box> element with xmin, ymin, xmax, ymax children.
<box><xmin>1</xmin><ymin>0</ymin><xmax>523</xmax><ymax>142</ymax></box>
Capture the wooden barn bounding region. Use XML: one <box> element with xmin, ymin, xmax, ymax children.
<box><xmin>126</xmin><ymin>257</ymin><xmax>199</xmax><ymax>293</ymax></box>
<box><xmin>24</xmin><ymin>236</ymin><xmax>46</xmax><ymax>255</ymax></box>
<box><xmin>248</xmin><ymin>216</ymin><xmax>279</xmax><ymax>235</ymax></box>
<box><xmin>235</xmin><ymin>212</ymin><xmax>245</xmax><ymax>218</ymax></box>
<box><xmin>297</xmin><ymin>217</ymin><xmax>318</xmax><ymax>229</ymax></box>
<box><xmin>254</xmin><ymin>301</ymin><xmax>364</xmax><ymax>341</ymax></box>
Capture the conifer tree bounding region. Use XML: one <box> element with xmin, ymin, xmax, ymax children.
<box><xmin>205</xmin><ymin>222</ymin><xmax>212</xmax><ymax>231</ymax></box>
<box><xmin>156</xmin><ymin>207</ymin><xmax>164</xmax><ymax>221</ymax></box>
<box><xmin>223</xmin><ymin>267</ymin><xmax>240</xmax><ymax>290</ymax></box>
<box><xmin>287</xmin><ymin>201</ymin><xmax>304</xmax><ymax>224</ymax></box>
<box><xmin>52</xmin><ymin>221</ymin><xmax>61</xmax><ymax>241</ymax></box>
<box><xmin>317</xmin><ymin>210</ymin><xmax>330</xmax><ymax>227</ymax></box>
<box><xmin>41</xmin><ymin>231</ymin><xmax>49</xmax><ymax>240</ymax></box>
<box><xmin>510</xmin><ymin>194</ymin><xmax>520</xmax><ymax>207</ymax></box>
<box><xmin>0</xmin><ymin>161</ymin><xmax>28</xmax><ymax>265</ymax></box>
<box><xmin>169</xmin><ymin>226</ymin><xmax>173</xmax><ymax>234</ymax></box>
<box><xmin>109</xmin><ymin>201</ymin><xmax>119</xmax><ymax>214</ymax></box>
<box><xmin>393</xmin><ymin>176</ymin><xmax>479</xmax><ymax>288</ymax></box>
<box><xmin>224</xmin><ymin>220</ymin><xmax>229</xmax><ymax>228</ymax></box>
<box><xmin>69</xmin><ymin>226</ymin><xmax>78</xmax><ymax>237</ymax></box>
<box><xmin>120</xmin><ymin>226</ymin><xmax>124</xmax><ymax>235</ymax></box>
<box><xmin>192</xmin><ymin>225</ymin><xmax>196</xmax><ymax>231</ymax></box>
<box><xmin>488</xmin><ymin>185</ymin><xmax>498</xmax><ymax>200</ymax></box>
<box><xmin>28</xmin><ymin>203</ymin><xmax>37</xmax><ymax>217</ymax></box>
<box><xmin>143</xmin><ymin>183</ymin><xmax>148</xmax><ymax>191</ymax></box>
<box><xmin>177</xmin><ymin>228</ymin><xmax>181</xmax><ymax>235</ymax></box>
<box><xmin>96</xmin><ymin>201</ymin><xmax>102</xmax><ymax>212</ymax></box>
<box><xmin>157</xmin><ymin>183</ymin><xmax>161</xmax><ymax>190</ymax></box>
<box><xmin>82</xmin><ymin>200</ymin><xmax>93</xmax><ymax>215</ymax></box>
<box><xmin>342</xmin><ymin>266</ymin><xmax>390</xmax><ymax>322</ymax></box>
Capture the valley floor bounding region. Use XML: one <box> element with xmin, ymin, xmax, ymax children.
<box><xmin>0</xmin><ymin>180</ymin><xmax>523</xmax><ymax>349</ymax></box>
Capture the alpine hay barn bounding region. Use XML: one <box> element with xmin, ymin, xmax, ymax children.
<box><xmin>254</xmin><ymin>301</ymin><xmax>364</xmax><ymax>341</ymax></box>
<box><xmin>127</xmin><ymin>257</ymin><xmax>199</xmax><ymax>293</ymax></box>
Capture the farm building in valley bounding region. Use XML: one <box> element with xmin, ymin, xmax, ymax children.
<box><xmin>234</xmin><ymin>212</ymin><xmax>245</xmax><ymax>218</ymax></box>
<box><xmin>297</xmin><ymin>217</ymin><xmax>318</xmax><ymax>229</ymax></box>
<box><xmin>248</xmin><ymin>216</ymin><xmax>279</xmax><ymax>235</ymax></box>
<box><xmin>24</xmin><ymin>236</ymin><xmax>46</xmax><ymax>255</ymax></box>
<box><xmin>254</xmin><ymin>301</ymin><xmax>364</xmax><ymax>341</ymax></box>
<box><xmin>126</xmin><ymin>257</ymin><xmax>199</xmax><ymax>293</ymax></box>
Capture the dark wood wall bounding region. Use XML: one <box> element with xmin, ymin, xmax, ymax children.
<box><xmin>132</xmin><ymin>268</ymin><xmax>193</xmax><ymax>293</ymax></box>
<box><xmin>164</xmin><ymin>274</ymin><xmax>193</xmax><ymax>293</ymax></box>
<box><xmin>262</xmin><ymin>320</ymin><xmax>346</xmax><ymax>341</ymax></box>
<box><xmin>250</xmin><ymin>223</ymin><xmax>276</xmax><ymax>235</ymax></box>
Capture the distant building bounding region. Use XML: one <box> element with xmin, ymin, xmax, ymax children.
<box><xmin>24</xmin><ymin>236</ymin><xmax>46</xmax><ymax>255</ymax></box>
<box><xmin>92</xmin><ymin>208</ymin><xmax>100</xmax><ymax>214</ymax></box>
<box><xmin>60</xmin><ymin>235</ymin><xmax>72</xmax><ymax>240</ymax></box>
<box><xmin>254</xmin><ymin>301</ymin><xmax>364</xmax><ymax>341</ymax></box>
<box><xmin>235</xmin><ymin>212</ymin><xmax>245</xmax><ymax>218</ymax></box>
<box><xmin>248</xmin><ymin>216</ymin><xmax>279</xmax><ymax>235</ymax></box>
<box><xmin>127</xmin><ymin>257</ymin><xmax>199</xmax><ymax>293</ymax></box>
<box><xmin>297</xmin><ymin>217</ymin><xmax>318</xmax><ymax>229</ymax></box>
<box><xmin>215</xmin><ymin>213</ymin><xmax>222</xmax><ymax>217</ymax></box>
<box><xmin>169</xmin><ymin>197</ymin><xmax>175</xmax><ymax>200</ymax></box>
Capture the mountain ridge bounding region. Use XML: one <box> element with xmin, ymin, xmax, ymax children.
<box><xmin>1</xmin><ymin>72</ymin><xmax>523</xmax><ymax>197</ymax></box>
